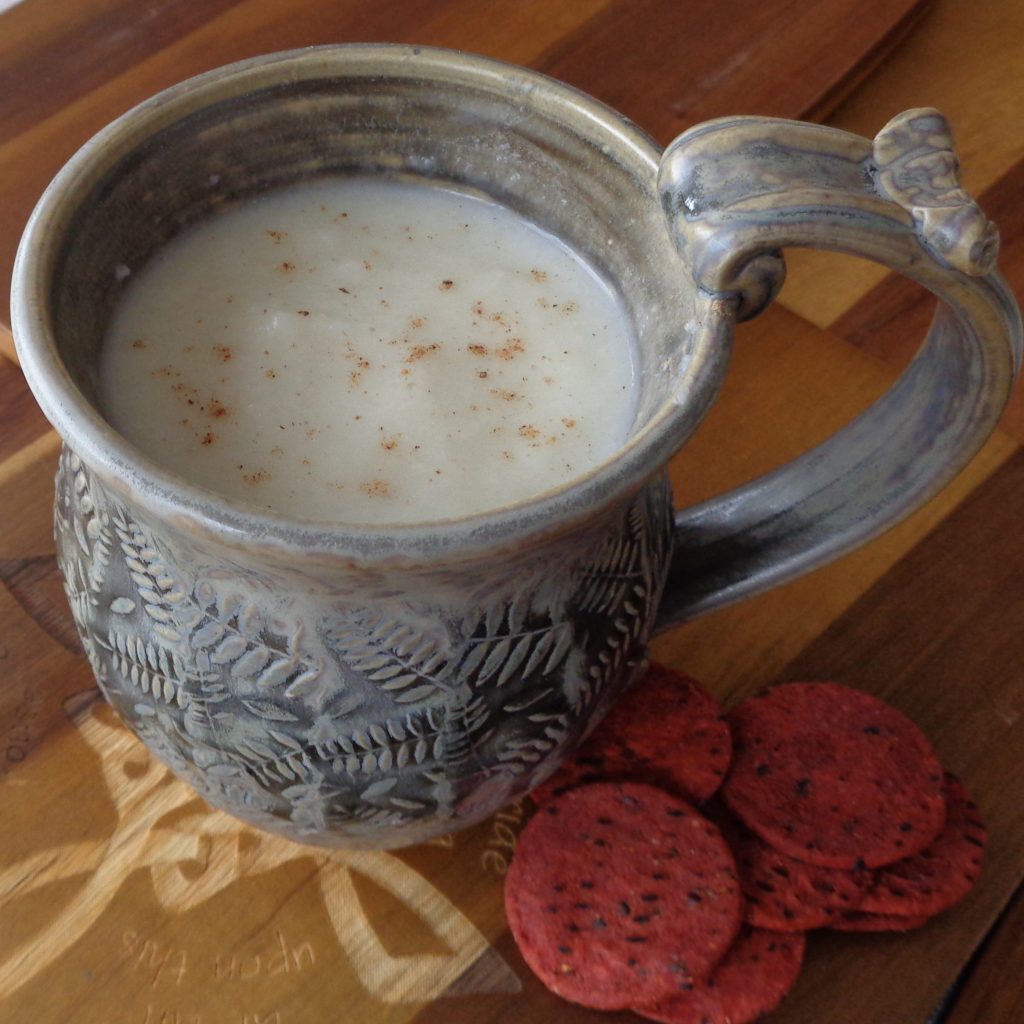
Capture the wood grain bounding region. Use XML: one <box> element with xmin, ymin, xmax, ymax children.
<box><xmin>0</xmin><ymin>434</ymin><xmax>61</xmax><ymax>559</ymax></box>
<box><xmin>779</xmin><ymin>0</ymin><xmax>1024</xmax><ymax>329</ymax></box>
<box><xmin>1</xmin><ymin>2</ymin><xmax>1021</xmax><ymax>1023</ymax></box>
<box><xmin>0</xmin><ymin>325</ymin><xmax>15</xmax><ymax>365</ymax></box>
<box><xmin>0</xmin><ymin>0</ymin><xmax>240</xmax><ymax>146</ymax></box>
<box><xmin>534</xmin><ymin>0</ymin><xmax>927</xmax><ymax>143</ymax></box>
<box><xmin>0</xmin><ymin>357</ymin><xmax>51</xmax><ymax>461</ymax></box>
<box><xmin>943</xmin><ymin>889</ymin><xmax>1024</xmax><ymax>1024</ymax></box>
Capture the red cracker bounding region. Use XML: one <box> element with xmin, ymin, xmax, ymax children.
<box><xmin>531</xmin><ymin>664</ymin><xmax>731</xmax><ymax>806</ymax></box>
<box><xmin>505</xmin><ymin>783</ymin><xmax>742</xmax><ymax>1010</ymax></box>
<box><xmin>722</xmin><ymin>683</ymin><xmax>946</xmax><ymax>869</ymax></box>
<box><xmin>636</xmin><ymin>927</ymin><xmax>806</xmax><ymax>1024</ymax></box>
<box><xmin>717</xmin><ymin>810</ymin><xmax>871</xmax><ymax>930</ymax></box>
<box><xmin>859</xmin><ymin>773</ymin><xmax>987</xmax><ymax>917</ymax></box>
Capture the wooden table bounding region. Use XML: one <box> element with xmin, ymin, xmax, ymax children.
<box><xmin>2</xmin><ymin>2</ymin><xmax>1023</xmax><ymax>1022</ymax></box>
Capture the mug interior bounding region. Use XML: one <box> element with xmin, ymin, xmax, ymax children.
<box><xmin>19</xmin><ymin>47</ymin><xmax>723</xmax><ymax>547</ymax></box>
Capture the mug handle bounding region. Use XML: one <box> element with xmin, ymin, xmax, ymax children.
<box><xmin>654</xmin><ymin>108</ymin><xmax>1022</xmax><ymax>629</ymax></box>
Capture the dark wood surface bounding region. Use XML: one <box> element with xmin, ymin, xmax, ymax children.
<box><xmin>3</xmin><ymin>2</ymin><xmax>1024</xmax><ymax>1023</ymax></box>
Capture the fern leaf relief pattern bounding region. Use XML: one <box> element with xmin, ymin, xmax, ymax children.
<box><xmin>54</xmin><ymin>449</ymin><xmax>674</xmax><ymax>846</ymax></box>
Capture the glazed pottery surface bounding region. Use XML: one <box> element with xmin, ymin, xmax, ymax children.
<box><xmin>11</xmin><ymin>46</ymin><xmax>1020</xmax><ymax>847</ymax></box>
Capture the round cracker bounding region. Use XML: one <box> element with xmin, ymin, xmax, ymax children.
<box><xmin>722</xmin><ymin>683</ymin><xmax>946</xmax><ymax>869</ymax></box>
<box><xmin>636</xmin><ymin>927</ymin><xmax>806</xmax><ymax>1024</ymax></box>
<box><xmin>531</xmin><ymin>664</ymin><xmax>731</xmax><ymax>806</ymax></box>
<box><xmin>505</xmin><ymin>782</ymin><xmax>742</xmax><ymax>1010</ymax></box>
<box><xmin>722</xmin><ymin>812</ymin><xmax>870</xmax><ymax>930</ymax></box>
<box><xmin>859</xmin><ymin>773</ymin><xmax>986</xmax><ymax>917</ymax></box>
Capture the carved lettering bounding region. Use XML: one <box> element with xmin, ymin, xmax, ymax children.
<box><xmin>482</xmin><ymin>799</ymin><xmax>525</xmax><ymax>874</ymax></box>
<box><xmin>290</xmin><ymin>941</ymin><xmax>315</xmax><ymax>973</ymax></box>
<box><xmin>239</xmin><ymin>955</ymin><xmax>261</xmax><ymax>981</ymax></box>
<box><xmin>481</xmin><ymin>849</ymin><xmax>509</xmax><ymax>876</ymax></box>
<box><xmin>214</xmin><ymin>932</ymin><xmax>314</xmax><ymax>982</ymax></box>
<box><xmin>141</xmin><ymin>1006</ymin><xmax>202</xmax><ymax>1024</ymax></box>
<box><xmin>140</xmin><ymin>998</ymin><xmax>280</xmax><ymax>1022</ymax></box>
<box><xmin>490</xmin><ymin>822</ymin><xmax>517</xmax><ymax>851</ymax></box>
<box><xmin>265</xmin><ymin>930</ymin><xmax>290</xmax><ymax>977</ymax></box>
<box><xmin>2</xmin><ymin>686</ymin><xmax>42</xmax><ymax>765</ymax></box>
<box><xmin>494</xmin><ymin>803</ymin><xmax>525</xmax><ymax>824</ymax></box>
<box><xmin>123</xmin><ymin>930</ymin><xmax>188</xmax><ymax>987</ymax></box>
<box><xmin>0</xmin><ymin>702</ymin><xmax>519</xmax><ymax>1006</ymax></box>
<box><xmin>425</xmin><ymin>832</ymin><xmax>456</xmax><ymax>850</ymax></box>
<box><xmin>212</xmin><ymin>956</ymin><xmax>234</xmax><ymax>982</ymax></box>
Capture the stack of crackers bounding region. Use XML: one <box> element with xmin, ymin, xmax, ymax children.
<box><xmin>506</xmin><ymin>667</ymin><xmax>987</xmax><ymax>1023</ymax></box>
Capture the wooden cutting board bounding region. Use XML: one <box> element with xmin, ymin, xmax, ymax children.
<box><xmin>10</xmin><ymin>3</ymin><xmax>1024</xmax><ymax>1024</ymax></box>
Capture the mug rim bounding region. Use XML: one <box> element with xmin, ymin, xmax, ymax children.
<box><xmin>11</xmin><ymin>43</ymin><xmax>730</xmax><ymax>563</ymax></box>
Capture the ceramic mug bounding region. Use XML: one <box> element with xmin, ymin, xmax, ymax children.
<box><xmin>11</xmin><ymin>46</ymin><xmax>1021</xmax><ymax>848</ymax></box>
